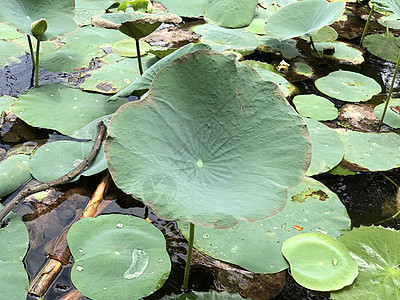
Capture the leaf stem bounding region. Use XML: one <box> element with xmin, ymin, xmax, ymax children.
<box><xmin>27</xmin><ymin>35</ymin><xmax>35</xmax><ymax>67</ymax></box>
<box><xmin>35</xmin><ymin>37</ymin><xmax>41</xmax><ymax>87</ymax></box>
<box><xmin>135</xmin><ymin>38</ymin><xmax>143</xmax><ymax>75</ymax></box>
<box><xmin>183</xmin><ymin>222</ymin><xmax>195</xmax><ymax>290</ymax></box>
<box><xmin>360</xmin><ymin>4</ymin><xmax>374</xmax><ymax>46</ymax></box>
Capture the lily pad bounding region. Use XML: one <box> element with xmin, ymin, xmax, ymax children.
<box><xmin>178</xmin><ymin>177</ymin><xmax>350</xmax><ymax>273</ymax></box>
<box><xmin>257</xmin><ymin>36</ymin><xmax>301</xmax><ymax>59</ymax></box>
<box><xmin>67</xmin><ymin>214</ymin><xmax>171</xmax><ymax>300</ymax></box>
<box><xmin>294</xmin><ymin>62</ymin><xmax>313</xmax><ymax>77</ymax></box>
<box><xmin>112</xmin><ymin>39</ymin><xmax>151</xmax><ymax>57</ymax></box>
<box><xmin>0</xmin><ymin>0</ymin><xmax>77</xmax><ymax>40</ymax></box>
<box><xmin>0</xmin><ymin>204</ymin><xmax>29</xmax><ymax>300</ymax></box>
<box><xmin>363</xmin><ymin>33</ymin><xmax>400</xmax><ymax>63</ymax></box>
<box><xmin>315</xmin><ymin>71</ymin><xmax>381</xmax><ymax>102</ymax></box>
<box><xmin>302</xmin><ymin>25</ymin><xmax>338</xmax><ymax>43</ymax></box>
<box><xmin>204</xmin><ymin>0</ymin><xmax>258</xmax><ymax>28</ymax></box>
<box><xmin>64</xmin><ymin>25</ymin><xmax>128</xmax><ymax>48</ymax></box>
<box><xmin>154</xmin><ymin>0</ymin><xmax>207</xmax><ymax>17</ymax></box>
<box><xmin>75</xmin><ymin>0</ymin><xmax>116</xmax><ymax>25</ymax></box>
<box><xmin>282</xmin><ymin>233</ymin><xmax>357</xmax><ymax>291</ymax></box>
<box><xmin>304</xmin><ymin>118</ymin><xmax>344</xmax><ymax>176</ymax></box>
<box><xmin>161</xmin><ymin>291</ymin><xmax>248</xmax><ymax>299</ymax></box>
<box><xmin>0</xmin><ymin>23</ymin><xmax>25</xmax><ymax>40</ymax></box>
<box><xmin>337</xmin><ymin>130</ymin><xmax>400</xmax><ymax>171</ymax></box>
<box><xmin>29</xmin><ymin>141</ymin><xmax>107</xmax><ymax>183</ymax></box>
<box><xmin>293</xmin><ymin>94</ymin><xmax>338</xmax><ymax>121</ymax></box>
<box><xmin>0</xmin><ymin>40</ymin><xmax>26</xmax><ymax>68</ymax></box>
<box><xmin>314</xmin><ymin>42</ymin><xmax>364</xmax><ymax>65</ymax></box>
<box><xmin>0</xmin><ymin>155</ymin><xmax>31</xmax><ymax>197</ymax></box>
<box><xmin>264</xmin><ymin>0</ymin><xmax>345</xmax><ymax>40</ymax></box>
<box><xmin>331</xmin><ymin>226</ymin><xmax>400</xmax><ymax>299</ymax></box>
<box><xmin>0</xmin><ymin>96</ymin><xmax>16</xmax><ymax>112</ymax></box>
<box><xmin>71</xmin><ymin>114</ymin><xmax>113</xmax><ymax>140</ymax></box>
<box><xmin>245</xmin><ymin>6</ymin><xmax>274</xmax><ymax>34</ymax></box>
<box><xmin>13</xmin><ymin>84</ymin><xmax>127</xmax><ymax>135</ymax></box>
<box><xmin>371</xmin><ymin>0</ymin><xmax>400</xmax><ymax>18</ymax></box>
<box><xmin>374</xmin><ymin>98</ymin><xmax>400</xmax><ymax>128</ymax></box>
<box><xmin>105</xmin><ymin>50</ymin><xmax>312</xmax><ymax>229</ymax></box>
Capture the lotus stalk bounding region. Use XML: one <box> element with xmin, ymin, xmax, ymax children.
<box><xmin>360</xmin><ymin>4</ymin><xmax>374</xmax><ymax>46</ymax></box>
<box><xmin>30</xmin><ymin>18</ymin><xmax>48</xmax><ymax>87</ymax></box>
<box><xmin>183</xmin><ymin>222</ymin><xmax>195</xmax><ymax>290</ymax></box>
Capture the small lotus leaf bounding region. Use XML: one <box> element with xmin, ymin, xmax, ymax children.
<box><xmin>257</xmin><ymin>36</ymin><xmax>300</xmax><ymax>59</ymax></box>
<box><xmin>0</xmin><ymin>204</ymin><xmax>29</xmax><ymax>299</ymax></box>
<box><xmin>13</xmin><ymin>84</ymin><xmax>126</xmax><ymax>135</ymax></box>
<box><xmin>204</xmin><ymin>0</ymin><xmax>258</xmax><ymax>28</ymax></box>
<box><xmin>112</xmin><ymin>39</ymin><xmax>151</xmax><ymax>57</ymax></box>
<box><xmin>314</xmin><ymin>42</ymin><xmax>364</xmax><ymax>65</ymax></box>
<box><xmin>0</xmin><ymin>155</ymin><xmax>31</xmax><ymax>197</ymax></box>
<box><xmin>303</xmin><ymin>25</ymin><xmax>338</xmax><ymax>42</ymax></box>
<box><xmin>154</xmin><ymin>0</ymin><xmax>207</xmax><ymax>17</ymax></box>
<box><xmin>379</xmin><ymin>15</ymin><xmax>400</xmax><ymax>29</ymax></box>
<box><xmin>0</xmin><ymin>23</ymin><xmax>25</xmax><ymax>40</ymax></box>
<box><xmin>178</xmin><ymin>177</ymin><xmax>350</xmax><ymax>273</ymax></box>
<box><xmin>0</xmin><ymin>40</ymin><xmax>26</xmax><ymax>68</ymax></box>
<box><xmin>315</xmin><ymin>71</ymin><xmax>381</xmax><ymax>102</ymax></box>
<box><xmin>363</xmin><ymin>33</ymin><xmax>400</xmax><ymax>63</ymax></box>
<box><xmin>371</xmin><ymin>0</ymin><xmax>400</xmax><ymax>18</ymax></box>
<box><xmin>260</xmin><ymin>0</ymin><xmax>296</xmax><ymax>6</ymax></box>
<box><xmin>374</xmin><ymin>98</ymin><xmax>400</xmax><ymax>128</ymax></box>
<box><xmin>71</xmin><ymin>114</ymin><xmax>113</xmax><ymax>140</ymax></box>
<box><xmin>331</xmin><ymin>226</ymin><xmax>400</xmax><ymax>299</ymax></box>
<box><xmin>294</xmin><ymin>62</ymin><xmax>313</xmax><ymax>77</ymax></box>
<box><xmin>148</xmin><ymin>47</ymin><xmax>177</xmax><ymax>58</ymax></box>
<box><xmin>338</xmin><ymin>130</ymin><xmax>400</xmax><ymax>171</ymax></box>
<box><xmin>0</xmin><ymin>0</ymin><xmax>77</xmax><ymax>40</ymax></box>
<box><xmin>67</xmin><ymin>214</ymin><xmax>171</xmax><ymax>300</ymax></box>
<box><xmin>161</xmin><ymin>291</ymin><xmax>249</xmax><ymax>299</ymax></box>
<box><xmin>105</xmin><ymin>50</ymin><xmax>311</xmax><ymax>228</ymax></box>
<box><xmin>293</xmin><ymin>94</ymin><xmax>338</xmax><ymax>121</ymax></box>
<box><xmin>282</xmin><ymin>233</ymin><xmax>357</xmax><ymax>291</ymax></box>
<box><xmin>264</xmin><ymin>0</ymin><xmax>345</xmax><ymax>40</ymax></box>
<box><xmin>29</xmin><ymin>141</ymin><xmax>107</xmax><ymax>183</ymax></box>
<box><xmin>304</xmin><ymin>118</ymin><xmax>344</xmax><ymax>176</ymax></box>
<box><xmin>75</xmin><ymin>0</ymin><xmax>116</xmax><ymax>25</ymax></box>
<box><xmin>245</xmin><ymin>6</ymin><xmax>274</xmax><ymax>34</ymax></box>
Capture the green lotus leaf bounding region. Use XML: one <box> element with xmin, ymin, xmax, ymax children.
<box><xmin>0</xmin><ymin>155</ymin><xmax>31</xmax><ymax>197</ymax></box>
<box><xmin>315</xmin><ymin>71</ymin><xmax>381</xmax><ymax>102</ymax></box>
<box><xmin>0</xmin><ymin>23</ymin><xmax>25</xmax><ymax>40</ymax></box>
<box><xmin>0</xmin><ymin>0</ymin><xmax>77</xmax><ymax>40</ymax></box>
<box><xmin>293</xmin><ymin>94</ymin><xmax>338</xmax><ymax>121</ymax></box>
<box><xmin>67</xmin><ymin>214</ymin><xmax>171</xmax><ymax>300</ymax></box>
<box><xmin>105</xmin><ymin>50</ymin><xmax>311</xmax><ymax>228</ymax></box>
<box><xmin>112</xmin><ymin>39</ymin><xmax>151</xmax><ymax>57</ymax></box>
<box><xmin>379</xmin><ymin>14</ymin><xmax>400</xmax><ymax>29</ymax></box>
<box><xmin>148</xmin><ymin>47</ymin><xmax>177</xmax><ymax>58</ymax></box>
<box><xmin>75</xmin><ymin>0</ymin><xmax>117</xmax><ymax>25</ymax></box>
<box><xmin>29</xmin><ymin>141</ymin><xmax>107</xmax><ymax>183</ymax></box>
<box><xmin>80</xmin><ymin>53</ymin><xmax>158</xmax><ymax>94</ymax></box>
<box><xmin>331</xmin><ymin>226</ymin><xmax>400</xmax><ymax>299</ymax></box>
<box><xmin>204</xmin><ymin>0</ymin><xmax>258</xmax><ymax>28</ymax></box>
<box><xmin>260</xmin><ymin>0</ymin><xmax>296</xmax><ymax>7</ymax></box>
<box><xmin>243</xmin><ymin>60</ymin><xmax>295</xmax><ymax>97</ymax></box>
<box><xmin>363</xmin><ymin>33</ymin><xmax>400</xmax><ymax>63</ymax></box>
<box><xmin>314</xmin><ymin>42</ymin><xmax>364</xmax><ymax>65</ymax></box>
<box><xmin>193</xmin><ymin>24</ymin><xmax>259</xmax><ymax>55</ymax></box>
<box><xmin>338</xmin><ymin>130</ymin><xmax>400</xmax><ymax>171</ymax></box>
<box><xmin>154</xmin><ymin>0</ymin><xmax>207</xmax><ymax>17</ymax></box>
<box><xmin>39</xmin><ymin>42</ymin><xmax>105</xmax><ymax>73</ymax></box>
<box><xmin>178</xmin><ymin>176</ymin><xmax>350</xmax><ymax>273</ymax></box>
<box><xmin>264</xmin><ymin>0</ymin><xmax>345</xmax><ymax>40</ymax></box>
<box><xmin>0</xmin><ymin>96</ymin><xmax>16</xmax><ymax>113</ymax></box>
<box><xmin>257</xmin><ymin>36</ymin><xmax>301</xmax><ymax>59</ymax></box>
<box><xmin>302</xmin><ymin>25</ymin><xmax>338</xmax><ymax>43</ymax></box>
<box><xmin>374</xmin><ymin>98</ymin><xmax>400</xmax><ymax>128</ymax></box>
<box><xmin>282</xmin><ymin>233</ymin><xmax>357</xmax><ymax>291</ymax></box>
<box><xmin>0</xmin><ymin>40</ymin><xmax>26</xmax><ymax>68</ymax></box>
<box><xmin>109</xmin><ymin>43</ymin><xmax>212</xmax><ymax>100</ymax></box>
<box><xmin>304</xmin><ymin>118</ymin><xmax>344</xmax><ymax>176</ymax></box>
<box><xmin>245</xmin><ymin>6</ymin><xmax>274</xmax><ymax>34</ymax></box>
<box><xmin>294</xmin><ymin>62</ymin><xmax>313</xmax><ymax>77</ymax></box>
<box><xmin>371</xmin><ymin>0</ymin><xmax>400</xmax><ymax>18</ymax></box>
<box><xmin>328</xmin><ymin>165</ymin><xmax>357</xmax><ymax>176</ymax></box>
<box><xmin>71</xmin><ymin>114</ymin><xmax>113</xmax><ymax>140</ymax></box>
<box><xmin>13</xmin><ymin>84</ymin><xmax>127</xmax><ymax>136</ymax></box>
<box><xmin>0</xmin><ymin>204</ymin><xmax>29</xmax><ymax>300</ymax></box>
<box><xmin>161</xmin><ymin>291</ymin><xmax>249</xmax><ymax>299</ymax></box>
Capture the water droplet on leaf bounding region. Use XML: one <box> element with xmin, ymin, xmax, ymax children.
<box><xmin>202</xmin><ymin>233</ymin><xmax>210</xmax><ymax>239</ymax></box>
<box><xmin>124</xmin><ymin>249</ymin><xmax>149</xmax><ymax>279</ymax></box>
<box><xmin>116</xmin><ymin>223</ymin><xmax>124</xmax><ymax>228</ymax></box>
<box><xmin>76</xmin><ymin>266</ymin><xmax>83</xmax><ymax>272</ymax></box>
<box><xmin>332</xmin><ymin>257</ymin><xmax>338</xmax><ymax>266</ymax></box>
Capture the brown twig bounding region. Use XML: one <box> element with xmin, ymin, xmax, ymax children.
<box><xmin>0</xmin><ymin>121</ymin><xmax>107</xmax><ymax>223</ymax></box>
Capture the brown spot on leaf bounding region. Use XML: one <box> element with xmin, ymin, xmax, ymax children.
<box><xmin>291</xmin><ymin>188</ymin><xmax>329</xmax><ymax>202</ymax></box>
<box><xmin>95</xmin><ymin>82</ymin><xmax>117</xmax><ymax>92</ymax></box>
<box><xmin>390</xmin><ymin>106</ymin><xmax>400</xmax><ymax>115</ymax></box>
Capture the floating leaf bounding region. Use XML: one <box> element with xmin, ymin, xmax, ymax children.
<box><xmin>178</xmin><ymin>177</ymin><xmax>350</xmax><ymax>273</ymax></box>
<box><xmin>204</xmin><ymin>0</ymin><xmax>258</xmax><ymax>28</ymax></box>
<box><xmin>315</xmin><ymin>71</ymin><xmax>381</xmax><ymax>102</ymax></box>
<box><xmin>293</xmin><ymin>94</ymin><xmax>338</xmax><ymax>121</ymax></box>
<box><xmin>75</xmin><ymin>0</ymin><xmax>116</xmax><ymax>25</ymax></box>
<box><xmin>112</xmin><ymin>39</ymin><xmax>151</xmax><ymax>57</ymax></box>
<box><xmin>294</xmin><ymin>62</ymin><xmax>313</xmax><ymax>77</ymax></box>
<box><xmin>105</xmin><ymin>51</ymin><xmax>311</xmax><ymax>228</ymax></box>
<box><xmin>264</xmin><ymin>0</ymin><xmax>345</xmax><ymax>40</ymax></box>
<box><xmin>0</xmin><ymin>40</ymin><xmax>26</xmax><ymax>68</ymax></box>
<box><xmin>303</xmin><ymin>25</ymin><xmax>338</xmax><ymax>42</ymax></box>
<box><xmin>0</xmin><ymin>23</ymin><xmax>25</xmax><ymax>40</ymax></box>
<box><xmin>245</xmin><ymin>6</ymin><xmax>274</xmax><ymax>34</ymax></box>
<box><xmin>332</xmin><ymin>226</ymin><xmax>400</xmax><ymax>299</ymax></box>
<box><xmin>282</xmin><ymin>233</ymin><xmax>357</xmax><ymax>291</ymax></box>
<box><xmin>0</xmin><ymin>155</ymin><xmax>31</xmax><ymax>197</ymax></box>
<box><xmin>363</xmin><ymin>33</ymin><xmax>400</xmax><ymax>63</ymax></box>
<box><xmin>13</xmin><ymin>84</ymin><xmax>126</xmax><ymax>135</ymax></box>
<box><xmin>64</xmin><ymin>25</ymin><xmax>128</xmax><ymax>47</ymax></box>
<box><xmin>71</xmin><ymin>114</ymin><xmax>113</xmax><ymax>140</ymax></box>
<box><xmin>257</xmin><ymin>36</ymin><xmax>301</xmax><ymax>59</ymax></box>
<box><xmin>0</xmin><ymin>96</ymin><xmax>16</xmax><ymax>113</ymax></box>
<box><xmin>161</xmin><ymin>291</ymin><xmax>249</xmax><ymax>299</ymax></box>
<box><xmin>374</xmin><ymin>98</ymin><xmax>400</xmax><ymax>128</ymax></box>
<box><xmin>314</xmin><ymin>41</ymin><xmax>364</xmax><ymax>65</ymax></box>
<box><xmin>371</xmin><ymin>0</ymin><xmax>400</xmax><ymax>18</ymax></box>
<box><xmin>68</xmin><ymin>214</ymin><xmax>171</xmax><ymax>300</ymax></box>
<box><xmin>0</xmin><ymin>204</ymin><xmax>29</xmax><ymax>300</ymax></box>
<box><xmin>154</xmin><ymin>0</ymin><xmax>207</xmax><ymax>17</ymax></box>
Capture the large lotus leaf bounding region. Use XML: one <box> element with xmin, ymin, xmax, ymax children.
<box><xmin>0</xmin><ymin>96</ymin><xmax>16</xmax><ymax>113</ymax></box>
<box><xmin>105</xmin><ymin>50</ymin><xmax>311</xmax><ymax>228</ymax></box>
<box><xmin>0</xmin><ymin>0</ymin><xmax>77</xmax><ymax>40</ymax></box>
<box><xmin>363</xmin><ymin>33</ymin><xmax>400</xmax><ymax>63</ymax></box>
<box><xmin>68</xmin><ymin>214</ymin><xmax>171</xmax><ymax>300</ymax></box>
<box><xmin>0</xmin><ymin>40</ymin><xmax>26</xmax><ymax>68</ymax></box>
<box><xmin>257</xmin><ymin>36</ymin><xmax>301</xmax><ymax>59</ymax></box>
<box><xmin>314</xmin><ymin>42</ymin><xmax>364</xmax><ymax>65</ymax></box>
<box><xmin>371</xmin><ymin>0</ymin><xmax>400</xmax><ymax>18</ymax></box>
<box><xmin>374</xmin><ymin>98</ymin><xmax>400</xmax><ymax>128</ymax></box>
<box><xmin>109</xmin><ymin>43</ymin><xmax>212</xmax><ymax>100</ymax></box>
<box><xmin>0</xmin><ymin>155</ymin><xmax>31</xmax><ymax>197</ymax></box>
<box><xmin>13</xmin><ymin>84</ymin><xmax>127</xmax><ymax>135</ymax></box>
<box><xmin>260</xmin><ymin>0</ymin><xmax>297</xmax><ymax>7</ymax></box>
<box><xmin>193</xmin><ymin>24</ymin><xmax>259</xmax><ymax>55</ymax></box>
<box><xmin>304</xmin><ymin>118</ymin><xmax>344</xmax><ymax>176</ymax></box>
<box><xmin>337</xmin><ymin>130</ymin><xmax>400</xmax><ymax>171</ymax></box>
<box><xmin>0</xmin><ymin>23</ymin><xmax>25</xmax><ymax>40</ymax></box>
<box><xmin>264</xmin><ymin>0</ymin><xmax>345</xmax><ymax>40</ymax></box>
<box><xmin>40</xmin><ymin>42</ymin><xmax>105</xmax><ymax>73</ymax></box>
<box><xmin>204</xmin><ymin>0</ymin><xmax>258</xmax><ymax>28</ymax></box>
<box><xmin>245</xmin><ymin>6</ymin><xmax>274</xmax><ymax>34</ymax></box>
<box><xmin>29</xmin><ymin>141</ymin><xmax>107</xmax><ymax>183</ymax></box>
<box><xmin>75</xmin><ymin>0</ymin><xmax>116</xmax><ymax>25</ymax></box>
<box><xmin>112</xmin><ymin>39</ymin><xmax>151</xmax><ymax>57</ymax></box>
<box><xmin>80</xmin><ymin>53</ymin><xmax>158</xmax><ymax>94</ymax></box>
<box><xmin>293</xmin><ymin>94</ymin><xmax>338</xmax><ymax>121</ymax></box>
<box><xmin>0</xmin><ymin>204</ymin><xmax>29</xmax><ymax>299</ymax></box>
<box><xmin>331</xmin><ymin>226</ymin><xmax>400</xmax><ymax>300</ymax></box>
<box><xmin>161</xmin><ymin>291</ymin><xmax>249</xmax><ymax>299</ymax></box>
<box><xmin>242</xmin><ymin>60</ymin><xmax>295</xmax><ymax>97</ymax></box>
<box><xmin>315</xmin><ymin>71</ymin><xmax>382</xmax><ymax>102</ymax></box>
<box><xmin>282</xmin><ymin>233</ymin><xmax>357</xmax><ymax>291</ymax></box>
<box><xmin>178</xmin><ymin>176</ymin><xmax>350</xmax><ymax>273</ymax></box>
<box><xmin>65</xmin><ymin>24</ymin><xmax>128</xmax><ymax>47</ymax></box>
<box><xmin>154</xmin><ymin>0</ymin><xmax>207</xmax><ymax>17</ymax></box>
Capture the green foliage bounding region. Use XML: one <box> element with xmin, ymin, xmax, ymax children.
<box><xmin>314</xmin><ymin>42</ymin><xmax>364</xmax><ymax>65</ymax></box>
<box><xmin>0</xmin><ymin>41</ymin><xmax>27</xmax><ymax>68</ymax></box>
<box><xmin>257</xmin><ymin>36</ymin><xmax>301</xmax><ymax>59</ymax></box>
<box><xmin>154</xmin><ymin>0</ymin><xmax>207</xmax><ymax>17</ymax></box>
<box><xmin>112</xmin><ymin>39</ymin><xmax>151</xmax><ymax>57</ymax></box>
<box><xmin>374</xmin><ymin>98</ymin><xmax>400</xmax><ymax>128</ymax></box>
<box><xmin>371</xmin><ymin>0</ymin><xmax>400</xmax><ymax>18</ymax></box>
<box><xmin>75</xmin><ymin>0</ymin><xmax>116</xmax><ymax>25</ymax></box>
<box><xmin>161</xmin><ymin>291</ymin><xmax>249</xmax><ymax>299</ymax></box>
<box><xmin>293</xmin><ymin>94</ymin><xmax>338</xmax><ymax>121</ymax></box>
<box><xmin>363</xmin><ymin>33</ymin><xmax>400</xmax><ymax>63</ymax></box>
<box><xmin>0</xmin><ymin>155</ymin><xmax>31</xmax><ymax>197</ymax></box>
